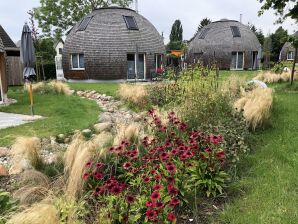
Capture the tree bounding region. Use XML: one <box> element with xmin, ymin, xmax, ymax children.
<box><xmin>263</xmin><ymin>36</ymin><xmax>272</xmax><ymax>69</ymax></box>
<box><xmin>197</xmin><ymin>18</ymin><xmax>212</xmax><ymax>31</ymax></box>
<box><xmin>258</xmin><ymin>0</ymin><xmax>298</xmax><ymax>23</ymax></box>
<box><xmin>270</xmin><ymin>26</ymin><xmax>288</xmax><ymax>62</ymax></box>
<box><xmin>248</xmin><ymin>23</ymin><xmax>265</xmax><ymax>46</ymax></box>
<box><xmin>33</xmin><ymin>0</ymin><xmax>133</xmax><ymax>39</ymax></box>
<box><xmin>168</xmin><ymin>20</ymin><xmax>183</xmax><ymax>50</ymax></box>
<box><xmin>287</xmin><ymin>34</ymin><xmax>298</xmax><ymax>85</ymax></box>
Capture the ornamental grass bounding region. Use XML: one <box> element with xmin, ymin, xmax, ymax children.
<box><xmin>24</xmin><ymin>81</ymin><xmax>73</xmax><ymax>95</ymax></box>
<box><xmin>254</xmin><ymin>71</ymin><xmax>297</xmax><ymax>83</ymax></box>
<box><xmin>119</xmin><ymin>83</ymin><xmax>149</xmax><ymax>107</ymax></box>
<box><xmin>234</xmin><ymin>88</ymin><xmax>273</xmax><ymax>130</ymax></box>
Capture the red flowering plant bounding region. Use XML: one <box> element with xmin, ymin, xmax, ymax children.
<box><xmin>83</xmin><ymin>109</ymin><xmax>227</xmax><ymax>223</ymax></box>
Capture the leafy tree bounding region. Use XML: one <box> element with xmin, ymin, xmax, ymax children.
<box><xmin>168</xmin><ymin>20</ymin><xmax>183</xmax><ymax>50</ymax></box>
<box><xmin>33</xmin><ymin>0</ymin><xmax>133</xmax><ymax>39</ymax></box>
<box><xmin>258</xmin><ymin>0</ymin><xmax>298</xmax><ymax>22</ymax></box>
<box><xmin>263</xmin><ymin>36</ymin><xmax>272</xmax><ymax>69</ymax></box>
<box><xmin>287</xmin><ymin>34</ymin><xmax>298</xmax><ymax>85</ymax></box>
<box><xmin>270</xmin><ymin>26</ymin><xmax>288</xmax><ymax>61</ymax></box>
<box><xmin>197</xmin><ymin>18</ymin><xmax>212</xmax><ymax>31</ymax></box>
<box><xmin>248</xmin><ymin>23</ymin><xmax>265</xmax><ymax>45</ymax></box>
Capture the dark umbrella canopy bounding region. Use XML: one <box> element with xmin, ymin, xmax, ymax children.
<box><xmin>20</xmin><ymin>24</ymin><xmax>36</xmax><ymax>80</ymax></box>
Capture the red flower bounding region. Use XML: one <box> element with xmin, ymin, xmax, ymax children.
<box><xmin>170</xmin><ymin>149</ymin><xmax>179</xmax><ymax>155</ymax></box>
<box><xmin>146</xmin><ymin>209</ymin><xmax>157</xmax><ymax>220</ymax></box>
<box><xmin>126</xmin><ymin>194</ymin><xmax>135</xmax><ymax>203</ymax></box>
<box><xmin>96</xmin><ymin>162</ymin><xmax>105</xmax><ymax>168</ymax></box>
<box><xmin>111</xmin><ymin>185</ymin><xmax>122</xmax><ymax>195</ymax></box>
<box><xmin>123</xmin><ymin>162</ymin><xmax>132</xmax><ymax>170</ymax></box>
<box><xmin>82</xmin><ymin>172</ymin><xmax>90</xmax><ymax>180</ymax></box>
<box><xmin>142</xmin><ymin>175</ymin><xmax>150</xmax><ymax>183</ymax></box>
<box><xmin>146</xmin><ymin>200</ymin><xmax>154</xmax><ymax>207</ymax></box>
<box><xmin>167</xmin><ymin>185</ymin><xmax>179</xmax><ymax>195</ymax></box>
<box><xmin>169</xmin><ymin>198</ymin><xmax>180</xmax><ymax>207</ymax></box>
<box><xmin>166</xmin><ymin>176</ymin><xmax>175</xmax><ymax>184</ymax></box>
<box><xmin>155</xmin><ymin>201</ymin><xmax>164</xmax><ymax>209</ymax></box>
<box><xmin>94</xmin><ymin>186</ymin><xmax>105</xmax><ymax>196</ymax></box>
<box><xmin>167</xmin><ymin>212</ymin><xmax>177</xmax><ymax>222</ymax></box>
<box><xmin>159</xmin><ymin>152</ymin><xmax>169</xmax><ymax>161</ymax></box>
<box><xmin>153</xmin><ymin>184</ymin><xmax>163</xmax><ymax>191</ymax></box>
<box><xmin>151</xmin><ymin>191</ymin><xmax>161</xmax><ymax>201</ymax></box>
<box><xmin>85</xmin><ymin>161</ymin><xmax>92</xmax><ymax>167</ymax></box>
<box><xmin>154</xmin><ymin>174</ymin><xmax>162</xmax><ymax>181</ymax></box>
<box><xmin>166</xmin><ymin>165</ymin><xmax>177</xmax><ymax>173</ymax></box>
<box><xmin>94</xmin><ymin>171</ymin><xmax>104</xmax><ymax>180</ymax></box>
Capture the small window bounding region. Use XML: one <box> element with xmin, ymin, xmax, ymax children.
<box><xmin>59</xmin><ymin>48</ymin><xmax>63</xmax><ymax>55</ymax></box>
<box><xmin>287</xmin><ymin>51</ymin><xmax>294</xmax><ymax>60</ymax></box>
<box><xmin>198</xmin><ymin>28</ymin><xmax>210</xmax><ymax>39</ymax></box>
<box><xmin>230</xmin><ymin>26</ymin><xmax>241</xmax><ymax>37</ymax></box>
<box><xmin>77</xmin><ymin>16</ymin><xmax>93</xmax><ymax>31</ymax></box>
<box><xmin>71</xmin><ymin>53</ymin><xmax>85</xmax><ymax>70</ymax></box>
<box><xmin>123</xmin><ymin>16</ymin><xmax>139</xmax><ymax>30</ymax></box>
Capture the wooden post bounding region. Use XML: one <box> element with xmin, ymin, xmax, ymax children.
<box><xmin>291</xmin><ymin>48</ymin><xmax>298</xmax><ymax>85</ymax></box>
<box><xmin>29</xmin><ymin>82</ymin><xmax>34</xmax><ymax>116</ymax></box>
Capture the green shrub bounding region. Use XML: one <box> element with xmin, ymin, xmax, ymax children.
<box><xmin>0</xmin><ymin>190</ymin><xmax>17</xmax><ymax>223</ymax></box>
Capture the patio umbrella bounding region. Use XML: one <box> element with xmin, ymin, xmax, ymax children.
<box><xmin>20</xmin><ymin>23</ymin><xmax>36</xmax><ymax>115</ymax></box>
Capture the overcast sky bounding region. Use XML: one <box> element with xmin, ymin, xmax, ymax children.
<box><xmin>0</xmin><ymin>0</ymin><xmax>297</xmax><ymax>43</ymax></box>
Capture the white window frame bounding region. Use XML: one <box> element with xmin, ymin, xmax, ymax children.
<box><xmin>71</xmin><ymin>53</ymin><xmax>85</xmax><ymax>70</ymax></box>
<box><xmin>287</xmin><ymin>51</ymin><xmax>294</xmax><ymax>60</ymax></box>
<box><xmin>155</xmin><ymin>54</ymin><xmax>163</xmax><ymax>72</ymax></box>
<box><xmin>231</xmin><ymin>51</ymin><xmax>244</xmax><ymax>70</ymax></box>
<box><xmin>127</xmin><ymin>53</ymin><xmax>146</xmax><ymax>81</ymax></box>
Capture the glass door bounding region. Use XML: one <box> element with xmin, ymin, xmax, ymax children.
<box><xmin>231</xmin><ymin>52</ymin><xmax>244</xmax><ymax>70</ymax></box>
<box><xmin>137</xmin><ymin>54</ymin><xmax>145</xmax><ymax>80</ymax></box>
<box><xmin>127</xmin><ymin>54</ymin><xmax>135</xmax><ymax>79</ymax></box>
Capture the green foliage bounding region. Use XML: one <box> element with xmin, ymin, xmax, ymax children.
<box><xmin>0</xmin><ymin>190</ymin><xmax>17</xmax><ymax>223</ymax></box>
<box><xmin>34</xmin><ymin>37</ymin><xmax>56</xmax><ymax>64</ymax></box>
<box><xmin>270</xmin><ymin>26</ymin><xmax>289</xmax><ymax>61</ymax></box>
<box><xmin>33</xmin><ymin>0</ymin><xmax>133</xmax><ymax>38</ymax></box>
<box><xmin>258</xmin><ymin>0</ymin><xmax>298</xmax><ymax>23</ymax></box>
<box><xmin>168</xmin><ymin>20</ymin><xmax>183</xmax><ymax>50</ymax></box>
<box><xmin>197</xmin><ymin>18</ymin><xmax>212</xmax><ymax>31</ymax></box>
<box><xmin>248</xmin><ymin>23</ymin><xmax>265</xmax><ymax>45</ymax></box>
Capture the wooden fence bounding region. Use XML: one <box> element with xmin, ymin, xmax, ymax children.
<box><xmin>6</xmin><ymin>56</ymin><xmax>23</xmax><ymax>86</ymax></box>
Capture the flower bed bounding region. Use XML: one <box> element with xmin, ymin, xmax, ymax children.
<box><xmin>83</xmin><ymin>110</ymin><xmax>227</xmax><ymax>223</ymax></box>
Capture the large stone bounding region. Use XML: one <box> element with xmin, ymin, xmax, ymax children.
<box><xmin>99</xmin><ymin>113</ymin><xmax>113</xmax><ymax>123</ymax></box>
<box><xmin>94</xmin><ymin>122</ymin><xmax>112</xmax><ymax>133</ymax></box>
<box><xmin>9</xmin><ymin>159</ymin><xmax>31</xmax><ymax>175</ymax></box>
<box><xmin>0</xmin><ymin>147</ymin><xmax>9</xmax><ymax>158</ymax></box>
<box><xmin>0</xmin><ymin>165</ymin><xmax>8</xmax><ymax>176</ymax></box>
<box><xmin>82</xmin><ymin>129</ymin><xmax>92</xmax><ymax>138</ymax></box>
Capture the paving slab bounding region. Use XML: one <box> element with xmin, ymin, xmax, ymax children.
<box><xmin>0</xmin><ymin>112</ymin><xmax>43</xmax><ymax>129</ymax></box>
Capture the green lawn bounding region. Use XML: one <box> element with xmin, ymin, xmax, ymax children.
<box><xmin>218</xmin><ymin>70</ymin><xmax>258</xmax><ymax>81</ymax></box>
<box><xmin>218</xmin><ymin>82</ymin><xmax>298</xmax><ymax>223</ymax></box>
<box><xmin>68</xmin><ymin>82</ymin><xmax>119</xmax><ymax>97</ymax></box>
<box><xmin>0</xmin><ymin>88</ymin><xmax>99</xmax><ymax>146</ymax></box>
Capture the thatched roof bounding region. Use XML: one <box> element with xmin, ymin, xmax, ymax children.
<box><xmin>189</xmin><ymin>19</ymin><xmax>260</xmax><ymax>55</ymax></box>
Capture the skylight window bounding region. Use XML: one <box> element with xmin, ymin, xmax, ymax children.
<box><xmin>198</xmin><ymin>28</ymin><xmax>210</xmax><ymax>39</ymax></box>
<box><xmin>123</xmin><ymin>16</ymin><xmax>139</xmax><ymax>30</ymax></box>
<box><xmin>77</xmin><ymin>16</ymin><xmax>93</xmax><ymax>31</ymax></box>
<box><xmin>230</xmin><ymin>26</ymin><xmax>241</xmax><ymax>37</ymax></box>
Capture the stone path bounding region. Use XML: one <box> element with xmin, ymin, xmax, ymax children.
<box><xmin>0</xmin><ymin>112</ymin><xmax>43</xmax><ymax>129</ymax></box>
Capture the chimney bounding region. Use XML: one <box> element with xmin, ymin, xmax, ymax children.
<box><xmin>240</xmin><ymin>14</ymin><xmax>243</xmax><ymax>23</ymax></box>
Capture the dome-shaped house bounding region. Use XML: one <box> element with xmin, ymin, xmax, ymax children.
<box><xmin>279</xmin><ymin>31</ymin><xmax>298</xmax><ymax>62</ymax></box>
<box><xmin>62</xmin><ymin>7</ymin><xmax>165</xmax><ymax>81</ymax></box>
<box><xmin>188</xmin><ymin>19</ymin><xmax>261</xmax><ymax>70</ymax></box>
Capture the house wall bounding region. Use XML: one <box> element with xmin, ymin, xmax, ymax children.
<box><xmin>55</xmin><ymin>42</ymin><xmax>64</xmax><ymax>56</ymax></box>
<box><xmin>0</xmin><ymin>53</ymin><xmax>8</xmax><ymax>96</ymax></box>
<box><xmin>280</xmin><ymin>42</ymin><xmax>298</xmax><ymax>62</ymax></box>
<box><xmin>6</xmin><ymin>56</ymin><xmax>23</xmax><ymax>86</ymax></box>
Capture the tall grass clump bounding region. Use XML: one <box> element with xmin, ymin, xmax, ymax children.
<box><xmin>118</xmin><ymin>83</ymin><xmax>149</xmax><ymax>109</ymax></box>
<box><xmin>234</xmin><ymin>88</ymin><xmax>273</xmax><ymax>130</ymax></box>
<box><xmin>254</xmin><ymin>71</ymin><xmax>297</xmax><ymax>83</ymax></box>
<box><xmin>10</xmin><ymin>137</ymin><xmax>43</xmax><ymax>169</ymax></box>
<box><xmin>25</xmin><ymin>81</ymin><xmax>73</xmax><ymax>95</ymax></box>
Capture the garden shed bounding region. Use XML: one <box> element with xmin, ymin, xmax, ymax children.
<box><xmin>0</xmin><ymin>38</ymin><xmax>8</xmax><ymax>103</ymax></box>
<box><xmin>0</xmin><ymin>25</ymin><xmax>23</xmax><ymax>86</ymax></box>
<box><xmin>279</xmin><ymin>31</ymin><xmax>298</xmax><ymax>62</ymax></box>
<box><xmin>62</xmin><ymin>7</ymin><xmax>165</xmax><ymax>81</ymax></box>
<box><xmin>188</xmin><ymin>19</ymin><xmax>261</xmax><ymax>70</ymax></box>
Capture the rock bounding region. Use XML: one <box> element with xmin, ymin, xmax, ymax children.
<box><xmin>9</xmin><ymin>159</ymin><xmax>31</xmax><ymax>175</ymax></box>
<box><xmin>99</xmin><ymin>113</ymin><xmax>113</xmax><ymax>123</ymax></box>
<box><xmin>76</xmin><ymin>91</ymin><xmax>83</xmax><ymax>96</ymax></box>
<box><xmin>82</xmin><ymin>129</ymin><xmax>92</xmax><ymax>138</ymax></box>
<box><xmin>0</xmin><ymin>147</ymin><xmax>9</xmax><ymax>158</ymax></box>
<box><xmin>44</xmin><ymin>154</ymin><xmax>57</xmax><ymax>165</ymax></box>
<box><xmin>94</xmin><ymin>122</ymin><xmax>113</xmax><ymax>133</ymax></box>
<box><xmin>133</xmin><ymin>114</ymin><xmax>143</xmax><ymax>122</ymax></box>
<box><xmin>56</xmin><ymin>134</ymin><xmax>65</xmax><ymax>143</ymax></box>
<box><xmin>64</xmin><ymin>137</ymin><xmax>71</xmax><ymax>144</ymax></box>
<box><xmin>0</xmin><ymin>165</ymin><xmax>8</xmax><ymax>176</ymax></box>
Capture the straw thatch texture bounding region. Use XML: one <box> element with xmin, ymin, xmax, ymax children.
<box><xmin>188</xmin><ymin>19</ymin><xmax>261</xmax><ymax>70</ymax></box>
<box><xmin>63</xmin><ymin>7</ymin><xmax>165</xmax><ymax>80</ymax></box>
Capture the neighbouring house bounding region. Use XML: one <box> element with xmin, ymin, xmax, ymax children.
<box><xmin>0</xmin><ymin>38</ymin><xmax>8</xmax><ymax>103</ymax></box>
<box><xmin>62</xmin><ymin>7</ymin><xmax>165</xmax><ymax>81</ymax></box>
<box><xmin>188</xmin><ymin>19</ymin><xmax>262</xmax><ymax>70</ymax></box>
<box><xmin>54</xmin><ymin>39</ymin><xmax>65</xmax><ymax>80</ymax></box>
<box><xmin>0</xmin><ymin>25</ymin><xmax>23</xmax><ymax>86</ymax></box>
<box><xmin>279</xmin><ymin>31</ymin><xmax>298</xmax><ymax>63</ymax></box>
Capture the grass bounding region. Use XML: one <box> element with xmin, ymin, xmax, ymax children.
<box><xmin>218</xmin><ymin>70</ymin><xmax>257</xmax><ymax>81</ymax></box>
<box><xmin>0</xmin><ymin>88</ymin><xmax>98</xmax><ymax>146</ymax></box>
<box><xmin>68</xmin><ymin>82</ymin><xmax>119</xmax><ymax>97</ymax></box>
<box><xmin>217</xmin><ymin>82</ymin><xmax>298</xmax><ymax>223</ymax></box>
